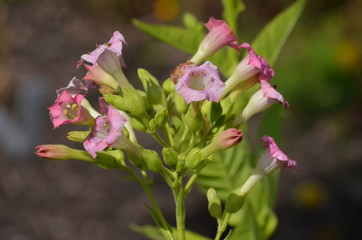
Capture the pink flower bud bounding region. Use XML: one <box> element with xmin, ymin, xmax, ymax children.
<box><xmin>216</xmin><ymin>128</ymin><xmax>243</xmax><ymax>150</ymax></box>
<box><xmin>200</xmin><ymin>128</ymin><xmax>243</xmax><ymax>159</ymax></box>
<box><xmin>35</xmin><ymin>145</ymin><xmax>75</xmax><ymax>160</ymax></box>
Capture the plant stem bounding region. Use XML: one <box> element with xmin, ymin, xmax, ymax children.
<box><xmin>141</xmin><ymin>170</ymin><xmax>175</xmax><ymax>240</ymax></box>
<box><xmin>164</xmin><ymin>124</ymin><xmax>175</xmax><ymax>148</ymax></box>
<box><xmin>173</xmin><ymin>176</ymin><xmax>186</xmax><ymax>240</ymax></box>
<box><xmin>214</xmin><ymin>212</ymin><xmax>231</xmax><ymax>240</ymax></box>
<box><xmin>151</xmin><ymin>132</ymin><xmax>170</xmax><ymax>147</ymax></box>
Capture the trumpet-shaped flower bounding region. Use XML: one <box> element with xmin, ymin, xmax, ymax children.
<box><xmin>48</xmin><ymin>90</ymin><xmax>93</xmax><ymax>128</ymax></box>
<box><xmin>224</xmin><ymin>42</ymin><xmax>275</xmax><ymax>96</ymax></box>
<box><xmin>191</xmin><ymin>17</ymin><xmax>240</xmax><ymax>64</ymax></box>
<box><xmin>234</xmin><ymin>80</ymin><xmax>289</xmax><ymax>125</ymax></box>
<box><xmin>77</xmin><ymin>31</ymin><xmax>126</xmax><ymax>68</ymax></box>
<box><xmin>83</xmin><ymin>106</ymin><xmax>139</xmax><ymax>158</ymax></box>
<box><xmin>77</xmin><ymin>31</ymin><xmax>132</xmax><ymax>91</ymax></box>
<box><xmin>175</xmin><ymin>61</ymin><xmax>225</xmax><ymax>104</ymax></box>
<box><xmin>256</xmin><ymin>135</ymin><xmax>297</xmax><ymax>174</ymax></box>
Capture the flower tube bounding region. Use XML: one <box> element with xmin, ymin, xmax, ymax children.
<box><xmin>223</xmin><ymin>43</ymin><xmax>274</xmax><ymax>97</ymax></box>
<box><xmin>190</xmin><ymin>17</ymin><xmax>240</xmax><ymax>65</ymax></box>
<box><xmin>233</xmin><ymin>80</ymin><xmax>289</xmax><ymax>126</ymax></box>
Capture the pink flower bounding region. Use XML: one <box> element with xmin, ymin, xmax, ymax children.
<box><xmin>77</xmin><ymin>31</ymin><xmax>133</xmax><ymax>91</ymax></box>
<box><xmin>83</xmin><ymin>106</ymin><xmax>139</xmax><ymax>158</ymax></box>
<box><xmin>191</xmin><ymin>17</ymin><xmax>240</xmax><ymax>64</ymax></box>
<box><xmin>77</xmin><ymin>31</ymin><xmax>127</xmax><ymax>68</ymax></box>
<box><xmin>256</xmin><ymin>135</ymin><xmax>297</xmax><ymax>174</ymax></box>
<box><xmin>175</xmin><ymin>61</ymin><xmax>226</xmax><ymax>104</ymax></box>
<box><xmin>48</xmin><ymin>90</ymin><xmax>93</xmax><ymax>128</ymax></box>
<box><xmin>224</xmin><ymin>42</ymin><xmax>275</xmax><ymax>96</ymax></box>
<box><xmin>234</xmin><ymin>80</ymin><xmax>289</xmax><ymax>125</ymax></box>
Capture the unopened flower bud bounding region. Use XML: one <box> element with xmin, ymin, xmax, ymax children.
<box><xmin>141</xmin><ymin>149</ymin><xmax>163</xmax><ymax>172</ymax></box>
<box><xmin>174</xmin><ymin>92</ymin><xmax>188</xmax><ymax>114</ymax></box>
<box><xmin>138</xmin><ymin>68</ymin><xmax>165</xmax><ymax>110</ymax></box>
<box><xmin>184</xmin><ymin>106</ymin><xmax>203</xmax><ymax>133</ymax></box>
<box><xmin>67</xmin><ymin>130</ymin><xmax>90</xmax><ymax>142</ymax></box>
<box><xmin>162</xmin><ymin>78</ymin><xmax>175</xmax><ymax>94</ymax></box>
<box><xmin>35</xmin><ymin>144</ymin><xmax>93</xmax><ymax>162</ymax></box>
<box><xmin>149</xmin><ymin>107</ymin><xmax>169</xmax><ymax>132</ymax></box>
<box><xmin>162</xmin><ymin>147</ymin><xmax>178</xmax><ymax>169</ymax></box>
<box><xmin>207</xmin><ymin>188</ymin><xmax>222</xmax><ymax>218</ymax></box>
<box><xmin>200</xmin><ymin>129</ymin><xmax>243</xmax><ymax>159</ymax></box>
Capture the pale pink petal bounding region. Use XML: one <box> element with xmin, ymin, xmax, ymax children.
<box><xmin>175</xmin><ymin>61</ymin><xmax>225</xmax><ymax>104</ymax></box>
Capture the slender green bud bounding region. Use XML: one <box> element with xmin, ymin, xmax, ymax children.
<box><xmin>162</xmin><ymin>78</ymin><xmax>175</xmax><ymax>94</ymax></box>
<box><xmin>225</xmin><ymin>191</ymin><xmax>245</xmax><ymax>213</ymax></box>
<box><xmin>174</xmin><ymin>92</ymin><xmax>188</xmax><ymax>114</ymax></box>
<box><xmin>138</xmin><ymin>68</ymin><xmax>165</xmax><ymax>110</ymax></box>
<box><xmin>141</xmin><ymin>149</ymin><xmax>162</xmax><ymax>172</ymax></box>
<box><xmin>162</xmin><ymin>148</ymin><xmax>178</xmax><ymax>168</ymax></box>
<box><xmin>104</xmin><ymin>89</ymin><xmax>146</xmax><ymax>118</ymax></box>
<box><xmin>149</xmin><ymin>107</ymin><xmax>169</xmax><ymax>132</ymax></box>
<box><xmin>184</xmin><ymin>106</ymin><xmax>202</xmax><ymax>133</ymax></box>
<box><xmin>207</xmin><ymin>188</ymin><xmax>222</xmax><ymax>218</ymax></box>
<box><xmin>131</xmin><ymin>117</ymin><xmax>147</xmax><ymax>132</ymax></box>
<box><xmin>185</xmin><ymin>148</ymin><xmax>204</xmax><ymax>169</ymax></box>
<box><xmin>67</xmin><ymin>130</ymin><xmax>90</xmax><ymax>142</ymax></box>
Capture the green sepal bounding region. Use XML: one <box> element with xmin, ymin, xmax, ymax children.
<box><xmin>207</xmin><ymin>188</ymin><xmax>222</xmax><ymax>219</ymax></box>
<box><xmin>141</xmin><ymin>149</ymin><xmax>163</xmax><ymax>172</ymax></box>
<box><xmin>162</xmin><ymin>78</ymin><xmax>175</xmax><ymax>95</ymax></box>
<box><xmin>67</xmin><ymin>130</ymin><xmax>90</xmax><ymax>142</ymax></box>
<box><xmin>138</xmin><ymin>68</ymin><xmax>165</xmax><ymax>111</ymax></box>
<box><xmin>95</xmin><ymin>150</ymin><xmax>126</xmax><ymax>170</ymax></box>
<box><xmin>174</xmin><ymin>92</ymin><xmax>188</xmax><ymax>114</ymax></box>
<box><xmin>104</xmin><ymin>89</ymin><xmax>146</xmax><ymax>118</ymax></box>
<box><xmin>225</xmin><ymin>191</ymin><xmax>245</xmax><ymax>213</ymax></box>
<box><xmin>149</xmin><ymin>107</ymin><xmax>169</xmax><ymax>132</ymax></box>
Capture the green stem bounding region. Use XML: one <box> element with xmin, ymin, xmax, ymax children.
<box><xmin>151</xmin><ymin>132</ymin><xmax>170</xmax><ymax>147</ymax></box>
<box><xmin>141</xmin><ymin>170</ymin><xmax>175</xmax><ymax>240</ymax></box>
<box><xmin>172</xmin><ymin>176</ymin><xmax>186</xmax><ymax>240</ymax></box>
<box><xmin>215</xmin><ymin>212</ymin><xmax>231</xmax><ymax>240</ymax></box>
<box><xmin>164</xmin><ymin>124</ymin><xmax>175</xmax><ymax>148</ymax></box>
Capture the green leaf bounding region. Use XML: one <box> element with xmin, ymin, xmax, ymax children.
<box><xmin>131</xmin><ymin>225</ymin><xmax>211</xmax><ymax>240</ymax></box>
<box><xmin>132</xmin><ymin>19</ymin><xmax>204</xmax><ymax>54</ymax></box>
<box><xmin>183</xmin><ymin>12</ymin><xmax>204</xmax><ymax>31</ymax></box>
<box><xmin>221</xmin><ymin>0</ymin><xmax>246</xmax><ymax>35</ymax></box>
<box><xmin>252</xmin><ymin>0</ymin><xmax>306</xmax><ymax>66</ymax></box>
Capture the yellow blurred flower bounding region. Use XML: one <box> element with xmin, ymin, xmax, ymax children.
<box><xmin>153</xmin><ymin>0</ymin><xmax>180</xmax><ymax>22</ymax></box>
<box><xmin>294</xmin><ymin>181</ymin><xmax>327</xmax><ymax>209</ymax></box>
<box><xmin>334</xmin><ymin>40</ymin><xmax>361</xmax><ymax>73</ymax></box>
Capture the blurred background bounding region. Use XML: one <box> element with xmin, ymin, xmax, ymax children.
<box><xmin>0</xmin><ymin>0</ymin><xmax>361</xmax><ymax>239</ymax></box>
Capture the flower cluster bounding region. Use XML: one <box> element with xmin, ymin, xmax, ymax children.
<box><xmin>35</xmin><ymin>17</ymin><xmax>296</xmax><ymax>240</ymax></box>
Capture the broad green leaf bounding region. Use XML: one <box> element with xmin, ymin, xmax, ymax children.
<box><xmin>131</xmin><ymin>224</ymin><xmax>211</xmax><ymax>240</ymax></box>
<box><xmin>132</xmin><ymin>19</ymin><xmax>204</xmax><ymax>54</ymax></box>
<box><xmin>252</xmin><ymin>0</ymin><xmax>306</xmax><ymax>66</ymax></box>
<box><xmin>221</xmin><ymin>0</ymin><xmax>246</xmax><ymax>35</ymax></box>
